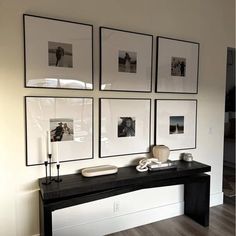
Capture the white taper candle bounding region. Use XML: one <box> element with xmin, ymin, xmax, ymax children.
<box><xmin>47</xmin><ymin>131</ymin><xmax>52</xmax><ymax>155</ymax></box>
<box><xmin>56</xmin><ymin>142</ymin><xmax>59</xmax><ymax>164</ymax></box>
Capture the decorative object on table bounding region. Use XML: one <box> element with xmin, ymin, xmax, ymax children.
<box><xmin>155</xmin><ymin>99</ymin><xmax>197</xmax><ymax>151</ymax></box>
<box><xmin>23</xmin><ymin>14</ymin><xmax>93</xmax><ymax>90</ymax></box>
<box><xmin>100</xmin><ymin>27</ymin><xmax>153</xmax><ymax>92</ymax></box>
<box><xmin>99</xmin><ymin>98</ymin><xmax>151</xmax><ymax>158</ymax></box>
<box><xmin>54</xmin><ymin>163</ymin><xmax>62</xmax><ymax>182</ymax></box>
<box><xmin>48</xmin><ymin>154</ymin><xmax>54</xmax><ymax>181</ymax></box>
<box><xmin>180</xmin><ymin>153</ymin><xmax>193</xmax><ymax>162</ymax></box>
<box><xmin>81</xmin><ymin>165</ymin><xmax>118</xmax><ymax>177</ymax></box>
<box><xmin>148</xmin><ymin>160</ymin><xmax>177</xmax><ymax>172</ymax></box>
<box><xmin>25</xmin><ymin>96</ymin><xmax>93</xmax><ymax>165</ymax></box>
<box><xmin>136</xmin><ymin>158</ymin><xmax>161</xmax><ymax>172</ymax></box>
<box><xmin>42</xmin><ymin>161</ymin><xmax>51</xmax><ymax>185</ymax></box>
<box><xmin>46</xmin><ymin>131</ymin><xmax>54</xmax><ymax>181</ymax></box>
<box><xmin>136</xmin><ymin>158</ymin><xmax>176</xmax><ymax>172</ymax></box>
<box><xmin>152</xmin><ymin>145</ymin><xmax>170</xmax><ymax>162</ymax></box>
<box><xmin>156</xmin><ymin>36</ymin><xmax>199</xmax><ymax>93</ymax></box>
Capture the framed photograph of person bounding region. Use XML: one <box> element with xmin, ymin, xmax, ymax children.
<box><xmin>99</xmin><ymin>98</ymin><xmax>151</xmax><ymax>158</ymax></box>
<box><xmin>23</xmin><ymin>14</ymin><xmax>93</xmax><ymax>90</ymax></box>
<box><xmin>156</xmin><ymin>37</ymin><xmax>199</xmax><ymax>93</ymax></box>
<box><xmin>155</xmin><ymin>99</ymin><xmax>197</xmax><ymax>151</ymax></box>
<box><xmin>100</xmin><ymin>27</ymin><xmax>153</xmax><ymax>92</ymax></box>
<box><xmin>25</xmin><ymin>96</ymin><xmax>93</xmax><ymax>166</ymax></box>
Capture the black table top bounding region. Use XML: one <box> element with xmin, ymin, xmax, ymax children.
<box><xmin>39</xmin><ymin>160</ymin><xmax>211</xmax><ymax>201</ymax></box>
<box><xmin>39</xmin><ymin>161</ymin><xmax>211</xmax><ymax>200</ymax></box>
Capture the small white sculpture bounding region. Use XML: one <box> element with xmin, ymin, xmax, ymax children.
<box><xmin>152</xmin><ymin>145</ymin><xmax>170</xmax><ymax>163</ymax></box>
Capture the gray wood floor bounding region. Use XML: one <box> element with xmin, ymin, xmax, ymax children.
<box><xmin>107</xmin><ymin>204</ymin><xmax>235</xmax><ymax>236</ymax></box>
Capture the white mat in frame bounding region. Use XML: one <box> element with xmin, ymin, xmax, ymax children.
<box><xmin>100</xmin><ymin>27</ymin><xmax>153</xmax><ymax>92</ymax></box>
<box><xmin>24</xmin><ymin>14</ymin><xmax>93</xmax><ymax>90</ymax></box>
<box><xmin>99</xmin><ymin>98</ymin><xmax>151</xmax><ymax>158</ymax></box>
<box><xmin>156</xmin><ymin>37</ymin><xmax>199</xmax><ymax>94</ymax></box>
<box><xmin>155</xmin><ymin>99</ymin><xmax>197</xmax><ymax>151</ymax></box>
<box><xmin>25</xmin><ymin>96</ymin><xmax>93</xmax><ymax>166</ymax></box>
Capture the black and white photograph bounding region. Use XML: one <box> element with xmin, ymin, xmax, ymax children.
<box><xmin>50</xmin><ymin>118</ymin><xmax>74</xmax><ymax>142</ymax></box>
<box><xmin>156</xmin><ymin>37</ymin><xmax>199</xmax><ymax>93</ymax></box>
<box><xmin>24</xmin><ymin>14</ymin><xmax>93</xmax><ymax>89</ymax></box>
<box><xmin>169</xmin><ymin>116</ymin><xmax>184</xmax><ymax>134</ymax></box>
<box><xmin>171</xmin><ymin>57</ymin><xmax>186</xmax><ymax>77</ymax></box>
<box><xmin>118</xmin><ymin>50</ymin><xmax>137</xmax><ymax>73</ymax></box>
<box><xmin>100</xmin><ymin>27</ymin><xmax>153</xmax><ymax>92</ymax></box>
<box><xmin>118</xmin><ymin>117</ymin><xmax>135</xmax><ymax>137</ymax></box>
<box><xmin>48</xmin><ymin>41</ymin><xmax>73</xmax><ymax>68</ymax></box>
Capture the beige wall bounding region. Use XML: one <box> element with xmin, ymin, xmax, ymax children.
<box><xmin>0</xmin><ymin>0</ymin><xmax>235</xmax><ymax>235</ymax></box>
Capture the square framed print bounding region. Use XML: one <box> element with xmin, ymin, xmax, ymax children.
<box><xmin>100</xmin><ymin>27</ymin><xmax>153</xmax><ymax>92</ymax></box>
<box><xmin>155</xmin><ymin>99</ymin><xmax>197</xmax><ymax>151</ymax></box>
<box><xmin>23</xmin><ymin>14</ymin><xmax>93</xmax><ymax>90</ymax></box>
<box><xmin>156</xmin><ymin>37</ymin><xmax>199</xmax><ymax>93</ymax></box>
<box><xmin>25</xmin><ymin>96</ymin><xmax>93</xmax><ymax>166</ymax></box>
<box><xmin>99</xmin><ymin>98</ymin><xmax>151</xmax><ymax>158</ymax></box>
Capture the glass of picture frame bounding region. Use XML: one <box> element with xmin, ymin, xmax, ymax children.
<box><xmin>99</xmin><ymin>98</ymin><xmax>151</xmax><ymax>157</ymax></box>
<box><xmin>155</xmin><ymin>99</ymin><xmax>197</xmax><ymax>151</ymax></box>
<box><xmin>25</xmin><ymin>96</ymin><xmax>93</xmax><ymax>166</ymax></box>
<box><xmin>156</xmin><ymin>37</ymin><xmax>199</xmax><ymax>94</ymax></box>
<box><xmin>100</xmin><ymin>27</ymin><xmax>153</xmax><ymax>92</ymax></box>
<box><xmin>23</xmin><ymin>14</ymin><xmax>93</xmax><ymax>90</ymax></box>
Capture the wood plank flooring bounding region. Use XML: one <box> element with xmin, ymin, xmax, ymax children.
<box><xmin>107</xmin><ymin>204</ymin><xmax>235</xmax><ymax>236</ymax></box>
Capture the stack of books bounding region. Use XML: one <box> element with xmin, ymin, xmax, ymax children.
<box><xmin>148</xmin><ymin>160</ymin><xmax>177</xmax><ymax>171</ymax></box>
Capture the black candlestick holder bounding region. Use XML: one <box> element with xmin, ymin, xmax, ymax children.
<box><xmin>48</xmin><ymin>154</ymin><xmax>54</xmax><ymax>181</ymax></box>
<box><xmin>42</xmin><ymin>161</ymin><xmax>51</xmax><ymax>185</ymax></box>
<box><xmin>54</xmin><ymin>163</ymin><xmax>62</xmax><ymax>182</ymax></box>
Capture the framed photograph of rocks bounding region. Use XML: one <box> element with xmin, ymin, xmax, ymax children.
<box><xmin>100</xmin><ymin>27</ymin><xmax>153</xmax><ymax>92</ymax></box>
<box><xmin>23</xmin><ymin>14</ymin><xmax>93</xmax><ymax>90</ymax></box>
<box><xmin>156</xmin><ymin>37</ymin><xmax>199</xmax><ymax>93</ymax></box>
<box><xmin>99</xmin><ymin>98</ymin><xmax>151</xmax><ymax>158</ymax></box>
<box><xmin>25</xmin><ymin>96</ymin><xmax>93</xmax><ymax>166</ymax></box>
<box><xmin>155</xmin><ymin>99</ymin><xmax>197</xmax><ymax>151</ymax></box>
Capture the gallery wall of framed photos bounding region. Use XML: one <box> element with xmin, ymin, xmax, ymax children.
<box><xmin>23</xmin><ymin>13</ymin><xmax>200</xmax><ymax>166</ymax></box>
<box><xmin>2</xmin><ymin>1</ymin><xmax>233</xmax><ymax>235</ymax></box>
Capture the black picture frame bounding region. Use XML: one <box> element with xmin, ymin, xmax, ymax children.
<box><xmin>23</xmin><ymin>14</ymin><xmax>94</xmax><ymax>90</ymax></box>
<box><xmin>100</xmin><ymin>26</ymin><xmax>153</xmax><ymax>92</ymax></box>
<box><xmin>25</xmin><ymin>96</ymin><xmax>94</xmax><ymax>166</ymax></box>
<box><xmin>154</xmin><ymin>99</ymin><xmax>197</xmax><ymax>151</ymax></box>
<box><xmin>156</xmin><ymin>36</ymin><xmax>200</xmax><ymax>94</ymax></box>
<box><xmin>99</xmin><ymin>98</ymin><xmax>152</xmax><ymax>158</ymax></box>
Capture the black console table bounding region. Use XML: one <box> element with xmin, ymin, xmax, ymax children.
<box><xmin>39</xmin><ymin>161</ymin><xmax>211</xmax><ymax>236</ymax></box>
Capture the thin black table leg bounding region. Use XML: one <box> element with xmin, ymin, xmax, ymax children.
<box><xmin>184</xmin><ymin>174</ymin><xmax>210</xmax><ymax>226</ymax></box>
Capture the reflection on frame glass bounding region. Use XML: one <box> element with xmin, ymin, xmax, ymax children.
<box><xmin>99</xmin><ymin>98</ymin><xmax>151</xmax><ymax>158</ymax></box>
<box><xmin>24</xmin><ymin>14</ymin><xmax>93</xmax><ymax>90</ymax></box>
<box><xmin>100</xmin><ymin>27</ymin><xmax>153</xmax><ymax>92</ymax></box>
<box><xmin>155</xmin><ymin>99</ymin><xmax>197</xmax><ymax>151</ymax></box>
<box><xmin>25</xmin><ymin>96</ymin><xmax>93</xmax><ymax>166</ymax></box>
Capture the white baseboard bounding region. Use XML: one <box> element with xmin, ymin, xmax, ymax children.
<box><xmin>210</xmin><ymin>192</ymin><xmax>224</xmax><ymax>207</ymax></box>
